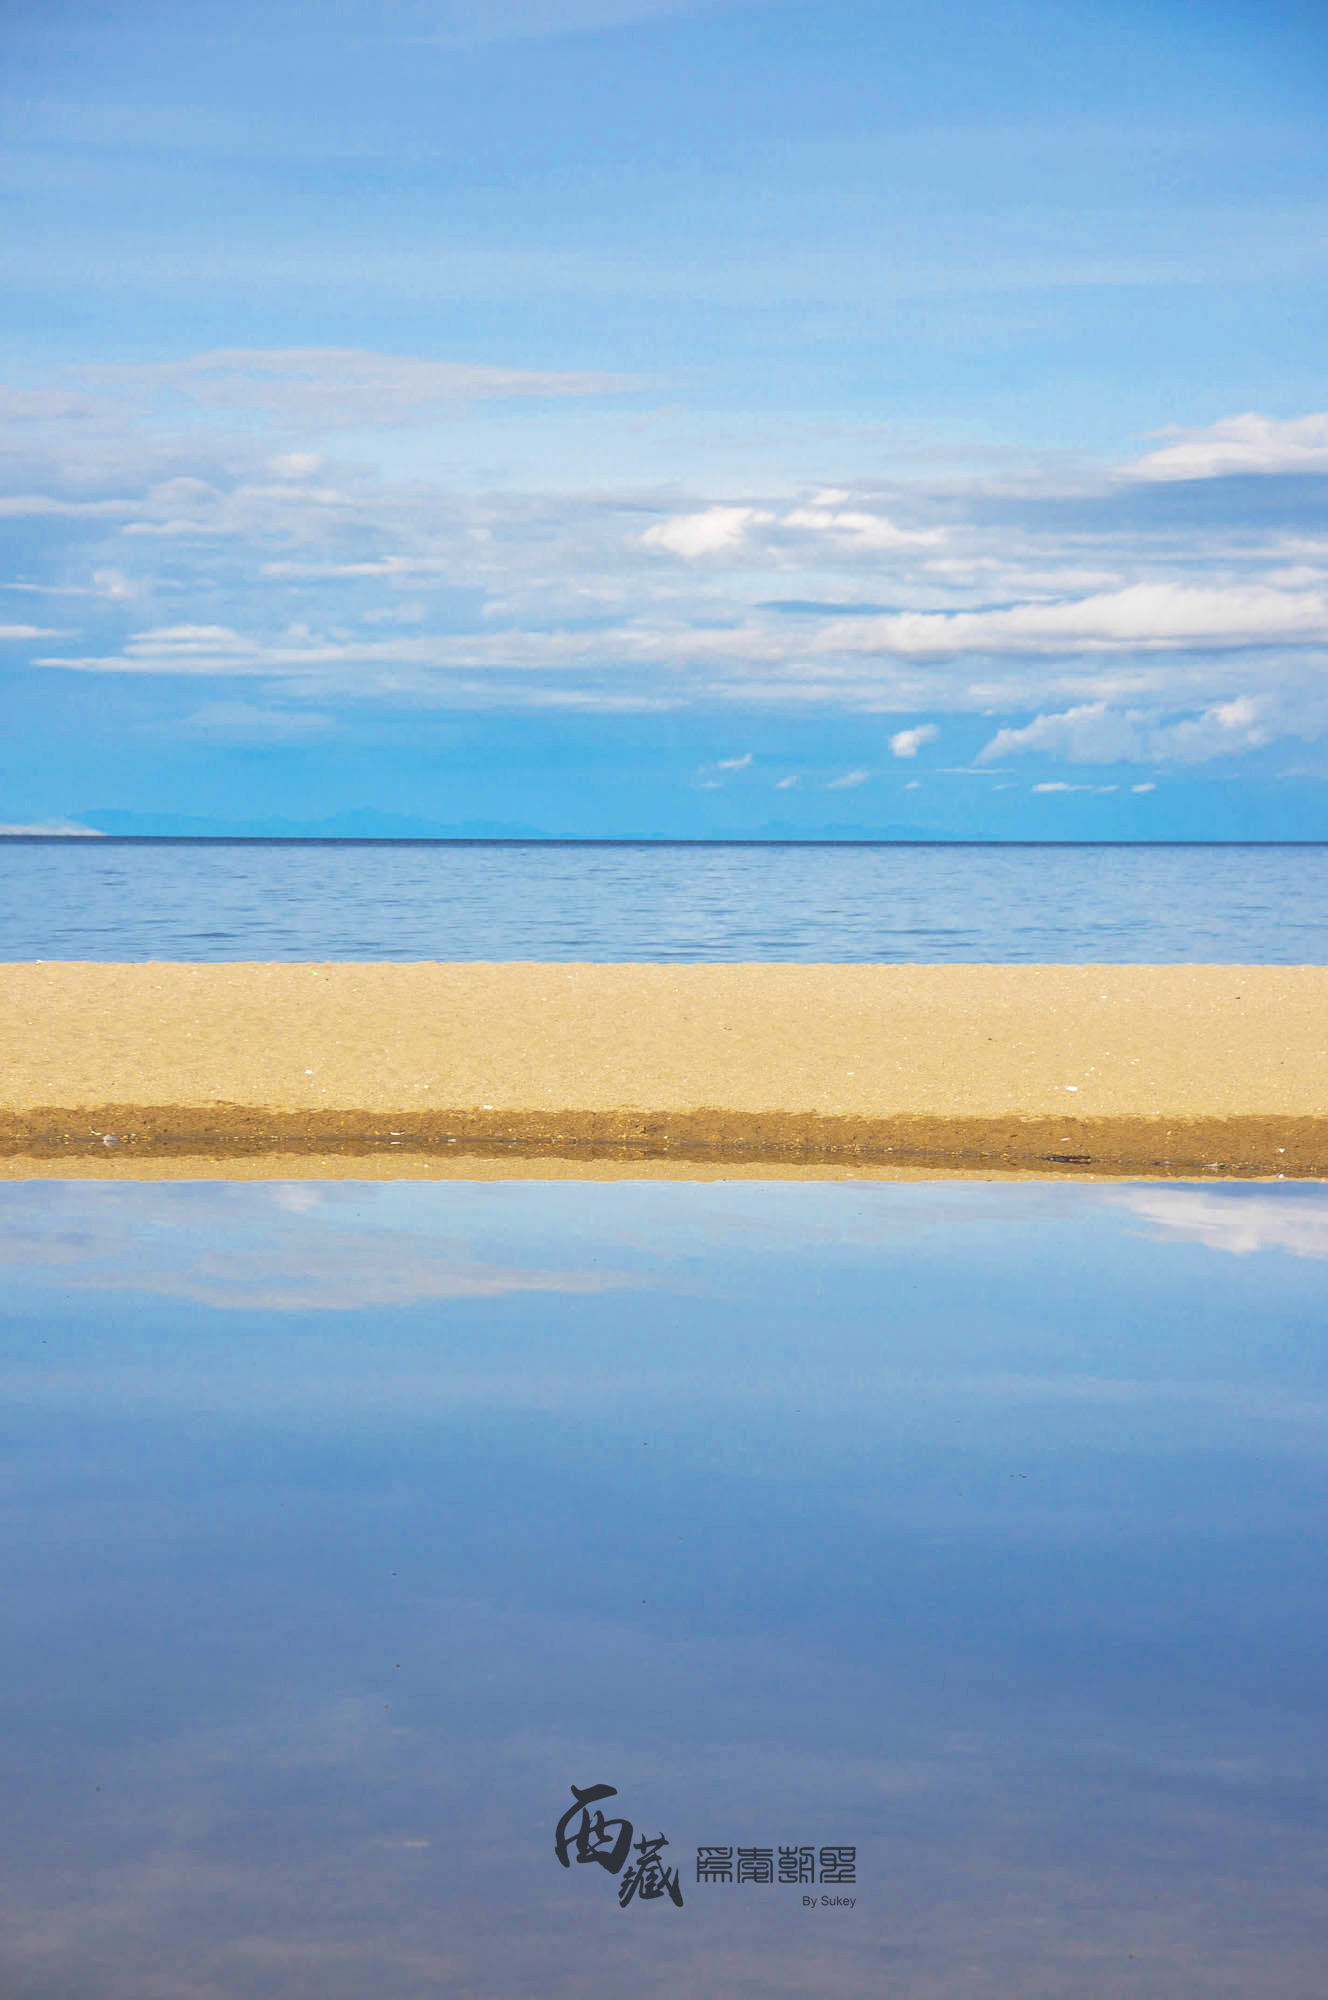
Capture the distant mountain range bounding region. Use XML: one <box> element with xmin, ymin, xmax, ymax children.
<box><xmin>70</xmin><ymin>810</ymin><xmax>554</xmax><ymax>839</ymax></box>
<box><xmin>3</xmin><ymin>809</ymin><xmax>957</xmax><ymax>841</ymax></box>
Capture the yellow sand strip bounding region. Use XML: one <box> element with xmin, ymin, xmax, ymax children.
<box><xmin>1</xmin><ymin>962</ymin><xmax>1325</xmax><ymax>1177</ymax></box>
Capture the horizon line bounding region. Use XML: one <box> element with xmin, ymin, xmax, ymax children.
<box><xmin>2</xmin><ymin>835</ymin><xmax>1326</xmax><ymax>850</ymax></box>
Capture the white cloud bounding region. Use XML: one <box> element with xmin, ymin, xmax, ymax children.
<box><xmin>822</xmin><ymin>582</ymin><xmax>1328</xmax><ymax>658</ymax></box>
<box><xmin>263</xmin><ymin>556</ymin><xmax>453</xmax><ymax>580</ymax></box>
<box><xmin>1132</xmin><ymin>781</ymin><xmax>1157</xmax><ymax>792</ymax></box>
<box><xmin>267</xmin><ymin>452</ymin><xmax>326</xmax><ymax>478</ymax></box>
<box><xmin>889</xmin><ymin>724</ymin><xmax>939</xmax><ymax>758</ymax></box>
<box><xmin>1031</xmin><ymin>781</ymin><xmax>1088</xmax><ymax>792</ymax></box>
<box><xmin>33</xmin><ymin>606</ymin><xmax>1324</xmax><ymax>746</ymax></box>
<box><xmin>0</xmin><ymin>387</ymin><xmax>104</xmax><ymax>425</ymax></box>
<box><xmin>91</xmin><ymin>567</ymin><xmax>138</xmax><ymax>600</ymax></box>
<box><xmin>774</xmin><ymin>774</ymin><xmax>799</xmax><ymax>789</ymax></box>
<box><xmin>1123</xmin><ymin>411</ymin><xmax>1328</xmax><ymax>483</ymax></box>
<box><xmin>641</xmin><ymin>505</ymin><xmax>772</xmax><ymax>558</ymax></box>
<box><xmin>29</xmin><ymin>595</ymin><xmax>1328</xmax><ymax>756</ymax></box>
<box><xmin>1115</xmin><ymin>1191</ymin><xmax>1328</xmax><ymax>1261</ymax></box>
<box><xmin>695</xmin><ymin>749</ymin><xmax>754</xmax><ymax>784</ymax></box>
<box><xmin>980</xmin><ymin>704</ymin><xmax>1146</xmax><ymax>765</ymax></box>
<box><xmin>362</xmin><ymin>601</ymin><xmax>428</xmax><ymax>625</ymax></box>
<box><xmin>81</xmin><ymin>347</ymin><xmax>640</xmax><ymax>432</ymax></box>
<box><xmin>39</xmin><ymin>623</ymin><xmax>287</xmax><ymax>676</ymax></box>
<box><xmin>0</xmin><ymin>495</ymin><xmax>134</xmax><ymax>518</ymax></box>
<box><xmin>174</xmin><ymin>702</ymin><xmax>335</xmax><ymax>745</ymax></box>
<box><xmin>1152</xmin><ymin>699</ymin><xmax>1275</xmax><ymax>762</ymax></box>
<box><xmin>978</xmin><ymin>697</ymin><xmax>1275</xmax><ymax>769</ymax></box>
<box><xmin>0</xmin><ymin>624</ymin><xmax>62</xmax><ymax>639</ymax></box>
<box><xmin>782</xmin><ymin>505</ymin><xmax>945</xmax><ymax>550</ymax></box>
<box><xmin>826</xmin><ymin>768</ymin><xmax>870</xmax><ymax>788</ymax></box>
<box><xmin>8</xmin><ymin>370</ymin><xmax>1328</xmax><ymax>758</ymax></box>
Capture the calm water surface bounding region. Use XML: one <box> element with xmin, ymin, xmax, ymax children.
<box><xmin>1</xmin><ymin>838</ymin><xmax>1325</xmax><ymax>961</ymax></box>
<box><xmin>2</xmin><ymin>1177</ymin><xmax>1326</xmax><ymax>1997</ymax></box>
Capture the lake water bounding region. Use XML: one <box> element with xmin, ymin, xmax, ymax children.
<box><xmin>1</xmin><ymin>837</ymin><xmax>1325</xmax><ymax>961</ymax></box>
<box><xmin>2</xmin><ymin>1176</ymin><xmax>1326</xmax><ymax>1997</ymax></box>
<box><xmin>3</xmin><ymin>844</ymin><xmax>1324</xmax><ymax>1991</ymax></box>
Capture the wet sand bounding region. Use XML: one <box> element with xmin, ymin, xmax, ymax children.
<box><xmin>1</xmin><ymin>961</ymin><xmax>1325</xmax><ymax>1178</ymax></box>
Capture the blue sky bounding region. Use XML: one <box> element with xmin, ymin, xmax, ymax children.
<box><xmin>3</xmin><ymin>0</ymin><xmax>1327</xmax><ymax>838</ymax></box>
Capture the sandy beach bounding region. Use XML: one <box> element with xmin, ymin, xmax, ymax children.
<box><xmin>1</xmin><ymin>960</ymin><xmax>1324</xmax><ymax>1177</ymax></box>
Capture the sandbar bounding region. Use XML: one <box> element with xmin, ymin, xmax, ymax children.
<box><xmin>1</xmin><ymin>961</ymin><xmax>1325</xmax><ymax>1179</ymax></box>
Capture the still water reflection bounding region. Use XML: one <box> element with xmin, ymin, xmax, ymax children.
<box><xmin>1</xmin><ymin>1180</ymin><xmax>1326</xmax><ymax>1997</ymax></box>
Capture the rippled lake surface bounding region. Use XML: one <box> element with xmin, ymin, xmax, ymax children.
<box><xmin>2</xmin><ymin>1176</ymin><xmax>1326</xmax><ymax>1997</ymax></box>
<box><xmin>2</xmin><ymin>837</ymin><xmax>1325</xmax><ymax>961</ymax></box>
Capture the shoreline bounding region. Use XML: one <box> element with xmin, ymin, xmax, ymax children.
<box><xmin>1</xmin><ymin>1109</ymin><xmax>1323</xmax><ymax>1180</ymax></box>
<box><xmin>2</xmin><ymin>961</ymin><xmax>1325</xmax><ymax>1179</ymax></box>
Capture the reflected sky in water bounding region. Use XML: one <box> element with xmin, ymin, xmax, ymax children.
<box><xmin>1</xmin><ymin>1180</ymin><xmax>1326</xmax><ymax>1998</ymax></box>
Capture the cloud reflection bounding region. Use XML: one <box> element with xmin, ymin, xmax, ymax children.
<box><xmin>0</xmin><ymin>1182</ymin><xmax>634</xmax><ymax>1311</ymax></box>
<box><xmin>1114</xmin><ymin>1187</ymin><xmax>1328</xmax><ymax>1260</ymax></box>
